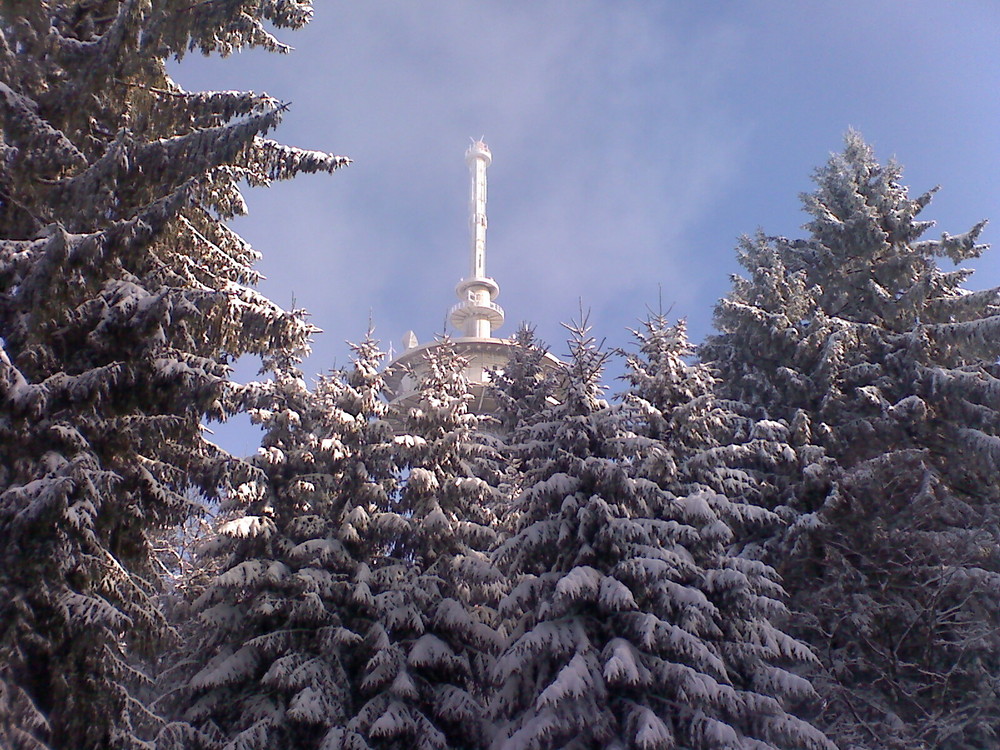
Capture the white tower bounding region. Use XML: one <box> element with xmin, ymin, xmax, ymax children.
<box><xmin>449</xmin><ymin>140</ymin><xmax>505</xmax><ymax>338</ymax></box>
<box><xmin>383</xmin><ymin>141</ymin><xmax>560</xmax><ymax>416</ymax></box>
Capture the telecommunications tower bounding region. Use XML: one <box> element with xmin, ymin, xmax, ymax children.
<box><xmin>383</xmin><ymin>140</ymin><xmax>558</xmax><ymax>414</ymax></box>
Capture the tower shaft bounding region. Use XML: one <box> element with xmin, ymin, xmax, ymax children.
<box><xmin>450</xmin><ymin>140</ymin><xmax>504</xmax><ymax>338</ymax></box>
<box><xmin>385</xmin><ymin>140</ymin><xmax>561</xmax><ymax>419</ymax></box>
<box><xmin>469</xmin><ymin>144</ymin><xmax>488</xmax><ymax>278</ymax></box>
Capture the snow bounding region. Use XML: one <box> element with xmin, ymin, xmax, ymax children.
<box><xmin>554</xmin><ymin>566</ymin><xmax>601</xmax><ymax>601</ymax></box>
<box><xmin>602</xmin><ymin>638</ymin><xmax>648</xmax><ymax>687</ymax></box>
<box><xmin>217</xmin><ymin>559</ymin><xmax>290</xmax><ymax>588</ymax></box>
<box><xmin>598</xmin><ymin>576</ymin><xmax>638</xmax><ymax>612</ymax></box>
<box><xmin>536</xmin><ymin>654</ymin><xmax>596</xmax><ymax>708</ymax></box>
<box><xmin>190</xmin><ymin>646</ymin><xmax>260</xmax><ymax>690</ymax></box>
<box><xmin>632</xmin><ymin>706</ymin><xmax>674</xmax><ymax>750</ymax></box>
<box><xmin>408</xmin><ymin>634</ymin><xmax>457</xmax><ymax>670</ymax></box>
<box><xmin>368</xmin><ymin>701</ymin><xmax>415</xmax><ymax>738</ymax></box>
<box><xmin>218</xmin><ymin>515</ymin><xmax>275</xmax><ymax>539</ymax></box>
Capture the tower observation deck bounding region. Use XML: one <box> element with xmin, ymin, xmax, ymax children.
<box><xmin>383</xmin><ymin>140</ymin><xmax>559</xmax><ymax>415</ymax></box>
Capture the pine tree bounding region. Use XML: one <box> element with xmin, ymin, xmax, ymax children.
<box><xmin>491</xmin><ymin>324</ymin><xmax>560</xmax><ymax>438</ymax></box>
<box><xmin>704</xmin><ymin>131</ymin><xmax>1000</xmax><ymax>748</ymax></box>
<box><xmin>0</xmin><ymin>2</ymin><xmax>347</xmax><ymax>747</ymax></box>
<box><xmin>165</xmin><ymin>335</ymin><xmax>397</xmax><ymax>750</ymax></box>
<box><xmin>699</xmin><ymin>243</ymin><xmax>839</xmax><ymax>560</ymax></box>
<box><xmin>620</xmin><ymin>316</ymin><xmax>734</xmax><ymax>492</ymax></box>
<box><xmin>345</xmin><ymin>339</ymin><xmax>503</xmax><ymax>750</ymax></box>
<box><xmin>491</xmin><ymin>318</ymin><xmax>831</xmax><ymax>750</ymax></box>
<box><xmin>487</xmin><ymin>324</ymin><xmax>561</xmax><ymax>527</ymax></box>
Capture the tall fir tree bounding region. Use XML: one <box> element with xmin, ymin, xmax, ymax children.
<box><xmin>491</xmin><ymin>318</ymin><xmax>831</xmax><ymax>750</ymax></box>
<box><xmin>488</xmin><ymin>323</ymin><xmax>561</xmax><ymax>526</ymax></box>
<box><xmin>619</xmin><ymin>316</ymin><xmax>740</xmax><ymax>495</ymax></box>
<box><xmin>491</xmin><ymin>324</ymin><xmax>560</xmax><ymax>438</ymax></box>
<box><xmin>164</xmin><ymin>335</ymin><xmax>397</xmax><ymax>750</ymax></box>
<box><xmin>703</xmin><ymin>131</ymin><xmax>1000</xmax><ymax>749</ymax></box>
<box><xmin>343</xmin><ymin>339</ymin><xmax>504</xmax><ymax>750</ymax></box>
<box><xmin>0</xmin><ymin>2</ymin><xmax>347</xmax><ymax>747</ymax></box>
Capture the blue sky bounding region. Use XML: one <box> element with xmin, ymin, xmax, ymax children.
<box><xmin>170</xmin><ymin>2</ymin><xmax>1000</xmax><ymax>453</ymax></box>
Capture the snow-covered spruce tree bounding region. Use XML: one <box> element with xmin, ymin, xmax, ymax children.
<box><xmin>163</xmin><ymin>336</ymin><xmax>397</xmax><ymax>750</ymax></box>
<box><xmin>488</xmin><ymin>323</ymin><xmax>560</xmax><ymax>527</ymax></box>
<box><xmin>491</xmin><ymin>324</ymin><xmax>559</xmax><ymax>438</ymax></box>
<box><xmin>345</xmin><ymin>339</ymin><xmax>503</xmax><ymax>750</ymax></box>
<box><xmin>619</xmin><ymin>315</ymin><xmax>749</xmax><ymax>496</ymax></box>
<box><xmin>698</xmin><ymin>244</ymin><xmax>840</xmax><ymax>562</ymax></box>
<box><xmin>703</xmin><ymin>131</ymin><xmax>1000</xmax><ymax>749</ymax></box>
<box><xmin>0</xmin><ymin>2</ymin><xmax>347</xmax><ymax>747</ymax></box>
<box><xmin>491</xmin><ymin>318</ymin><xmax>832</xmax><ymax>750</ymax></box>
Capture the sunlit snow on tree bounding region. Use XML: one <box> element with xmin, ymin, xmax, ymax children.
<box><xmin>0</xmin><ymin>2</ymin><xmax>346</xmax><ymax>747</ymax></box>
<box><xmin>704</xmin><ymin>131</ymin><xmax>1000</xmax><ymax>749</ymax></box>
<box><xmin>491</xmin><ymin>318</ymin><xmax>832</xmax><ymax>750</ymax></box>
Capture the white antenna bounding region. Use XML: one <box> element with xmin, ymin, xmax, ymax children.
<box><xmin>449</xmin><ymin>139</ymin><xmax>504</xmax><ymax>338</ymax></box>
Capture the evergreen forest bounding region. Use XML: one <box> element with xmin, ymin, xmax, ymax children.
<box><xmin>2</xmin><ymin>3</ymin><xmax>999</xmax><ymax>750</ymax></box>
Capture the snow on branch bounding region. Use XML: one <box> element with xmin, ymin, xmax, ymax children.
<box><xmin>248</xmin><ymin>138</ymin><xmax>351</xmax><ymax>183</ymax></box>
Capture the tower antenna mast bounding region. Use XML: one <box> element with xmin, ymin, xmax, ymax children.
<box><xmin>449</xmin><ymin>139</ymin><xmax>505</xmax><ymax>338</ymax></box>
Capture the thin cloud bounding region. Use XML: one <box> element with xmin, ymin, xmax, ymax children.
<box><xmin>233</xmin><ymin>2</ymin><xmax>756</xmax><ymax>356</ymax></box>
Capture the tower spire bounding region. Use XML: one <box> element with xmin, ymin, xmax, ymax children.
<box><xmin>384</xmin><ymin>140</ymin><xmax>561</xmax><ymax>417</ymax></box>
<box><xmin>468</xmin><ymin>137</ymin><xmax>490</xmax><ymax>279</ymax></box>
<box><xmin>449</xmin><ymin>139</ymin><xmax>504</xmax><ymax>338</ymax></box>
